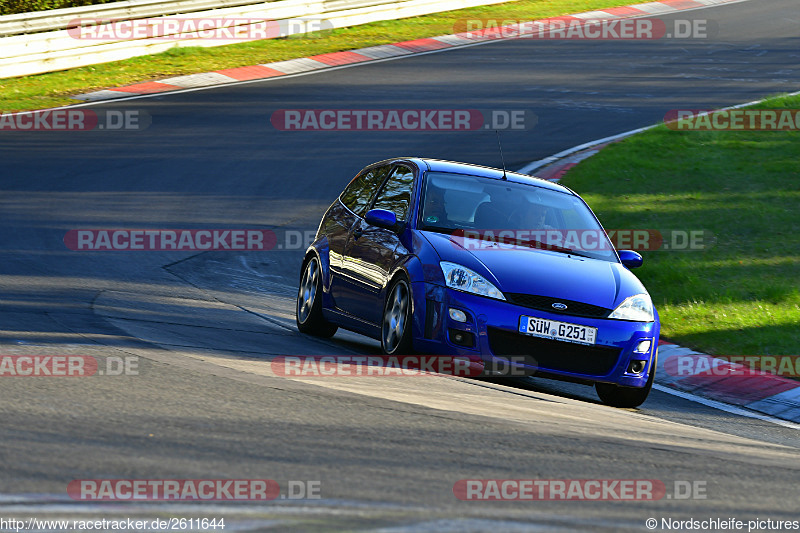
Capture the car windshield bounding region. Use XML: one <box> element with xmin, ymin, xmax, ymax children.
<box><xmin>418</xmin><ymin>171</ymin><xmax>617</xmax><ymax>262</ymax></box>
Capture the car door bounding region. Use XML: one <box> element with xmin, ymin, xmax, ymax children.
<box><xmin>338</xmin><ymin>165</ymin><xmax>415</xmax><ymax>323</ymax></box>
<box><xmin>328</xmin><ymin>164</ymin><xmax>392</xmax><ymax>311</ymax></box>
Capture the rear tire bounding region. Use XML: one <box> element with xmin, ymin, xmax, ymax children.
<box><xmin>296</xmin><ymin>256</ymin><xmax>337</xmax><ymax>338</ymax></box>
<box><xmin>381</xmin><ymin>276</ymin><xmax>413</xmax><ymax>355</ymax></box>
<box><xmin>595</xmin><ymin>348</ymin><xmax>657</xmax><ymax>408</ymax></box>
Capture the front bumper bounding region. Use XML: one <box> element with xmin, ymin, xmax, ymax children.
<box><xmin>411</xmin><ymin>283</ymin><xmax>659</xmax><ymax>387</ymax></box>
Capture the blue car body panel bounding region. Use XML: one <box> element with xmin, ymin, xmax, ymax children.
<box><xmin>305</xmin><ymin>157</ymin><xmax>660</xmax><ymax>388</ymax></box>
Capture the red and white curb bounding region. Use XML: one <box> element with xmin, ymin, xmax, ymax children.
<box><xmin>74</xmin><ymin>0</ymin><xmax>742</xmax><ymax>102</ymax></box>
<box><xmin>656</xmin><ymin>341</ymin><xmax>800</xmax><ymax>424</ymax></box>
<box><xmin>525</xmin><ymin>143</ymin><xmax>614</xmax><ymax>182</ymax></box>
<box><xmin>525</xmin><ymin>131</ymin><xmax>800</xmax><ymax>427</ymax></box>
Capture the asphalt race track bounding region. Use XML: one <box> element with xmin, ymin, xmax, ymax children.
<box><xmin>1</xmin><ymin>0</ymin><xmax>799</xmax><ymax>530</ymax></box>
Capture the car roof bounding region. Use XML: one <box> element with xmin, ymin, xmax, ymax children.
<box><xmin>381</xmin><ymin>157</ymin><xmax>575</xmax><ymax>195</ymax></box>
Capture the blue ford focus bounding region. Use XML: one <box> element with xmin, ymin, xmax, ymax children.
<box><xmin>296</xmin><ymin>158</ymin><xmax>660</xmax><ymax>407</ymax></box>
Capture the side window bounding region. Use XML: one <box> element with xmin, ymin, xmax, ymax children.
<box><xmin>371</xmin><ymin>166</ymin><xmax>415</xmax><ymax>222</ymax></box>
<box><xmin>340</xmin><ymin>165</ymin><xmax>392</xmax><ymax>217</ymax></box>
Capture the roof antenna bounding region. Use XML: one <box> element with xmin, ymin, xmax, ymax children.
<box><xmin>495</xmin><ymin>129</ymin><xmax>507</xmax><ymax>180</ymax></box>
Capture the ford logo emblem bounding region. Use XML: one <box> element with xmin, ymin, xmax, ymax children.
<box><xmin>552</xmin><ymin>302</ymin><xmax>568</xmax><ymax>310</ymax></box>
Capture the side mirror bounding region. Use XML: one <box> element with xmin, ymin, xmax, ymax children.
<box><xmin>365</xmin><ymin>209</ymin><xmax>398</xmax><ymax>229</ymax></box>
<box><xmin>618</xmin><ymin>250</ymin><xmax>643</xmax><ymax>269</ymax></box>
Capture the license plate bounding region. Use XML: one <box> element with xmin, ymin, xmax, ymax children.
<box><xmin>519</xmin><ymin>315</ymin><xmax>597</xmax><ymax>345</ymax></box>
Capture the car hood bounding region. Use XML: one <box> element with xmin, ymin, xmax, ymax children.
<box><xmin>421</xmin><ymin>231</ymin><xmax>647</xmax><ymax>309</ymax></box>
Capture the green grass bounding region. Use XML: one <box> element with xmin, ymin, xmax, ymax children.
<box><xmin>0</xmin><ymin>0</ymin><xmax>652</xmax><ymax>112</ymax></box>
<box><xmin>1</xmin><ymin>0</ymin><xmax>118</xmax><ymax>16</ymax></box>
<box><xmin>561</xmin><ymin>94</ymin><xmax>800</xmax><ymax>356</ymax></box>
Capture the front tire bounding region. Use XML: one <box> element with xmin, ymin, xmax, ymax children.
<box><xmin>296</xmin><ymin>256</ymin><xmax>337</xmax><ymax>338</ymax></box>
<box><xmin>595</xmin><ymin>349</ymin><xmax>657</xmax><ymax>408</ymax></box>
<box><xmin>381</xmin><ymin>277</ymin><xmax>413</xmax><ymax>355</ymax></box>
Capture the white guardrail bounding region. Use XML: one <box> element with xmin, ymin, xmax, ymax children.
<box><xmin>0</xmin><ymin>0</ymin><xmax>509</xmax><ymax>79</ymax></box>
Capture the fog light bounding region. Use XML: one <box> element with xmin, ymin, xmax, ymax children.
<box><xmin>449</xmin><ymin>328</ymin><xmax>474</xmax><ymax>347</ymax></box>
<box><xmin>628</xmin><ymin>360</ymin><xmax>647</xmax><ymax>374</ymax></box>
<box><xmin>634</xmin><ymin>340</ymin><xmax>652</xmax><ymax>353</ymax></box>
<box><xmin>449</xmin><ymin>308</ymin><xmax>467</xmax><ymax>323</ymax></box>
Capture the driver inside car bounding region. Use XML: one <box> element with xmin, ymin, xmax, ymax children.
<box><xmin>523</xmin><ymin>202</ymin><xmax>555</xmax><ymax>231</ymax></box>
<box><xmin>422</xmin><ymin>184</ymin><xmax>449</xmax><ymax>226</ymax></box>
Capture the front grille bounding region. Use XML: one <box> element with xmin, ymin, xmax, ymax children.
<box><xmin>488</xmin><ymin>327</ymin><xmax>620</xmax><ymax>376</ymax></box>
<box><xmin>505</xmin><ymin>293</ymin><xmax>611</xmax><ymax>318</ymax></box>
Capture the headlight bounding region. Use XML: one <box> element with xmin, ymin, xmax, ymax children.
<box><xmin>440</xmin><ymin>262</ymin><xmax>505</xmax><ymax>300</ymax></box>
<box><xmin>609</xmin><ymin>293</ymin><xmax>654</xmax><ymax>322</ymax></box>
